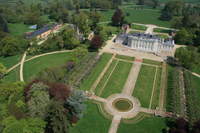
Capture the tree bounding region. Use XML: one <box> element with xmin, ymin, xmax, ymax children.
<box><xmin>65</xmin><ymin>89</ymin><xmax>86</xmax><ymax>121</ymax></box>
<box><xmin>90</xmin><ymin>35</ymin><xmax>103</xmax><ymax>50</ymax></box>
<box><xmin>160</xmin><ymin>0</ymin><xmax>184</xmax><ymax>21</ymax></box>
<box><xmin>137</xmin><ymin>0</ymin><xmax>145</xmax><ymax>5</ymax></box>
<box><xmin>45</xmin><ymin>101</ymin><xmax>69</xmax><ymax>133</ymax></box>
<box><xmin>174</xmin><ymin>28</ymin><xmax>193</xmax><ymax>45</ymax></box>
<box><xmin>0</xmin><ymin>36</ymin><xmax>28</xmax><ymax>57</ymax></box>
<box><xmin>62</xmin><ymin>27</ymin><xmax>80</xmax><ymax>49</ymax></box>
<box><xmin>0</xmin><ymin>63</ymin><xmax>6</xmax><ymax>79</ymax></box>
<box><xmin>49</xmin><ymin>83</ymin><xmax>71</xmax><ymax>102</ymax></box>
<box><xmin>2</xmin><ymin>116</ymin><xmax>46</xmax><ymax>133</ymax></box>
<box><xmin>0</xmin><ymin>14</ymin><xmax>8</xmax><ymax>33</ymax></box>
<box><xmin>27</xmin><ymin>83</ymin><xmax>50</xmax><ymax>119</ymax></box>
<box><xmin>152</xmin><ymin>0</ymin><xmax>159</xmax><ymax>9</ymax></box>
<box><xmin>90</xmin><ymin>11</ymin><xmax>101</xmax><ymax>31</ymax></box>
<box><xmin>112</xmin><ymin>8</ymin><xmax>124</xmax><ymax>27</ymax></box>
<box><xmin>72</xmin><ymin>12</ymin><xmax>91</xmax><ymax>38</ymax></box>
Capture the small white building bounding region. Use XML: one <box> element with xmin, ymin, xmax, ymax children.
<box><xmin>114</xmin><ymin>33</ymin><xmax>175</xmax><ymax>56</ymax></box>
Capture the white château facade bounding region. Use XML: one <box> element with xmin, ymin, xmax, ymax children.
<box><xmin>115</xmin><ymin>33</ymin><xmax>175</xmax><ymax>56</ymax></box>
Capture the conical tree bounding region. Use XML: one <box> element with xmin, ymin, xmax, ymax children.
<box><xmin>111</xmin><ymin>8</ymin><xmax>124</xmax><ymax>27</ymax></box>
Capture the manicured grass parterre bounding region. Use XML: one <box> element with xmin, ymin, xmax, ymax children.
<box><xmin>80</xmin><ymin>53</ymin><xmax>113</xmax><ymax>91</ymax></box>
<box><xmin>115</xmin><ymin>54</ymin><xmax>135</xmax><ymax>61</ymax></box>
<box><xmin>143</xmin><ymin>59</ymin><xmax>162</xmax><ymax>66</ymax></box>
<box><xmin>70</xmin><ymin>102</ymin><xmax>111</xmax><ymax>133</ymax></box>
<box><xmin>23</xmin><ymin>52</ymin><xmax>76</xmax><ymax>81</ymax></box>
<box><xmin>101</xmin><ymin>60</ymin><xmax>132</xmax><ymax>98</ymax></box>
<box><xmin>154</xmin><ymin>28</ymin><xmax>172</xmax><ymax>34</ymax></box>
<box><xmin>133</xmin><ymin>65</ymin><xmax>157</xmax><ymax>108</ymax></box>
<box><xmin>131</xmin><ymin>24</ymin><xmax>147</xmax><ymax>31</ymax></box>
<box><xmin>95</xmin><ymin>59</ymin><xmax>118</xmax><ymax>96</ymax></box>
<box><xmin>118</xmin><ymin>116</ymin><xmax>167</xmax><ymax>133</ymax></box>
<box><xmin>151</xmin><ymin>67</ymin><xmax>162</xmax><ymax>109</ymax></box>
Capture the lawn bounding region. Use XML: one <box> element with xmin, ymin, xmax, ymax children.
<box><xmin>151</xmin><ymin>67</ymin><xmax>162</xmax><ymax>109</ymax></box>
<box><xmin>115</xmin><ymin>54</ymin><xmax>135</xmax><ymax>61</ymax></box>
<box><xmin>79</xmin><ymin>53</ymin><xmax>113</xmax><ymax>91</ymax></box>
<box><xmin>154</xmin><ymin>28</ymin><xmax>172</xmax><ymax>34</ymax></box>
<box><xmin>8</xmin><ymin>23</ymin><xmax>33</xmax><ymax>36</ymax></box>
<box><xmin>23</xmin><ymin>52</ymin><xmax>76</xmax><ymax>81</ymax></box>
<box><xmin>101</xmin><ymin>61</ymin><xmax>132</xmax><ymax>98</ymax></box>
<box><xmin>95</xmin><ymin>59</ymin><xmax>118</xmax><ymax>96</ymax></box>
<box><xmin>133</xmin><ymin>65</ymin><xmax>156</xmax><ymax>108</ymax></box>
<box><xmin>99</xmin><ymin>7</ymin><xmax>171</xmax><ymax>27</ymax></box>
<box><xmin>118</xmin><ymin>116</ymin><xmax>167</xmax><ymax>133</ymax></box>
<box><xmin>143</xmin><ymin>59</ymin><xmax>162</xmax><ymax>66</ymax></box>
<box><xmin>0</xmin><ymin>55</ymin><xmax>21</xmax><ymax>68</ymax></box>
<box><xmin>2</xmin><ymin>67</ymin><xmax>20</xmax><ymax>82</ymax></box>
<box><xmin>131</xmin><ymin>24</ymin><xmax>147</xmax><ymax>31</ymax></box>
<box><xmin>70</xmin><ymin>102</ymin><xmax>111</xmax><ymax>133</ymax></box>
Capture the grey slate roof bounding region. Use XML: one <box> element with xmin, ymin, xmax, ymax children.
<box><xmin>26</xmin><ymin>24</ymin><xmax>58</xmax><ymax>39</ymax></box>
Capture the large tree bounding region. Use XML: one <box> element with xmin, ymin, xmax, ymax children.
<box><xmin>2</xmin><ymin>116</ymin><xmax>46</xmax><ymax>133</ymax></box>
<box><xmin>111</xmin><ymin>8</ymin><xmax>124</xmax><ymax>27</ymax></box>
<box><xmin>65</xmin><ymin>89</ymin><xmax>86</xmax><ymax>120</ymax></box>
<box><xmin>72</xmin><ymin>12</ymin><xmax>90</xmax><ymax>38</ymax></box>
<box><xmin>90</xmin><ymin>35</ymin><xmax>103</xmax><ymax>50</ymax></box>
<box><xmin>45</xmin><ymin>101</ymin><xmax>69</xmax><ymax>133</ymax></box>
<box><xmin>27</xmin><ymin>82</ymin><xmax>50</xmax><ymax>119</ymax></box>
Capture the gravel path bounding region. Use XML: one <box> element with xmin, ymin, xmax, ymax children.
<box><xmin>122</xmin><ymin>60</ymin><xmax>142</xmax><ymax>96</ymax></box>
<box><xmin>19</xmin><ymin>51</ymin><xmax>27</xmax><ymax>81</ymax></box>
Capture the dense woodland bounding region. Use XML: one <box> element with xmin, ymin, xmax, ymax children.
<box><xmin>0</xmin><ymin>0</ymin><xmax>200</xmax><ymax>133</ymax></box>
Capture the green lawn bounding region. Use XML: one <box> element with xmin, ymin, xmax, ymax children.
<box><xmin>101</xmin><ymin>61</ymin><xmax>132</xmax><ymax>98</ymax></box>
<box><xmin>23</xmin><ymin>52</ymin><xmax>76</xmax><ymax>81</ymax></box>
<box><xmin>115</xmin><ymin>54</ymin><xmax>135</xmax><ymax>61</ymax></box>
<box><xmin>0</xmin><ymin>55</ymin><xmax>21</xmax><ymax>68</ymax></box>
<box><xmin>100</xmin><ymin>7</ymin><xmax>171</xmax><ymax>27</ymax></box>
<box><xmin>95</xmin><ymin>59</ymin><xmax>118</xmax><ymax>96</ymax></box>
<box><xmin>143</xmin><ymin>59</ymin><xmax>162</xmax><ymax>66</ymax></box>
<box><xmin>118</xmin><ymin>117</ymin><xmax>167</xmax><ymax>133</ymax></box>
<box><xmin>70</xmin><ymin>102</ymin><xmax>111</xmax><ymax>133</ymax></box>
<box><xmin>133</xmin><ymin>65</ymin><xmax>156</xmax><ymax>108</ymax></box>
<box><xmin>80</xmin><ymin>53</ymin><xmax>113</xmax><ymax>91</ymax></box>
<box><xmin>2</xmin><ymin>67</ymin><xmax>20</xmax><ymax>82</ymax></box>
<box><xmin>131</xmin><ymin>24</ymin><xmax>147</xmax><ymax>31</ymax></box>
<box><xmin>8</xmin><ymin>23</ymin><xmax>33</xmax><ymax>36</ymax></box>
<box><xmin>154</xmin><ymin>28</ymin><xmax>172</xmax><ymax>33</ymax></box>
<box><xmin>151</xmin><ymin>67</ymin><xmax>162</xmax><ymax>109</ymax></box>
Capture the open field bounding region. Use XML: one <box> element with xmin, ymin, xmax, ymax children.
<box><xmin>23</xmin><ymin>52</ymin><xmax>76</xmax><ymax>81</ymax></box>
<box><xmin>8</xmin><ymin>23</ymin><xmax>33</xmax><ymax>36</ymax></box>
<box><xmin>0</xmin><ymin>55</ymin><xmax>21</xmax><ymax>68</ymax></box>
<box><xmin>2</xmin><ymin>67</ymin><xmax>20</xmax><ymax>82</ymax></box>
<box><xmin>70</xmin><ymin>102</ymin><xmax>111</xmax><ymax>133</ymax></box>
<box><xmin>100</xmin><ymin>7</ymin><xmax>171</xmax><ymax>27</ymax></box>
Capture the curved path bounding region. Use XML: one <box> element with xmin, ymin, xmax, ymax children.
<box><xmin>19</xmin><ymin>51</ymin><xmax>27</xmax><ymax>81</ymax></box>
<box><xmin>6</xmin><ymin>50</ymin><xmax>73</xmax><ymax>74</ymax></box>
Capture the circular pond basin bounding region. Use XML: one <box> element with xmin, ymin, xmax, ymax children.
<box><xmin>113</xmin><ymin>98</ymin><xmax>133</xmax><ymax>112</ymax></box>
